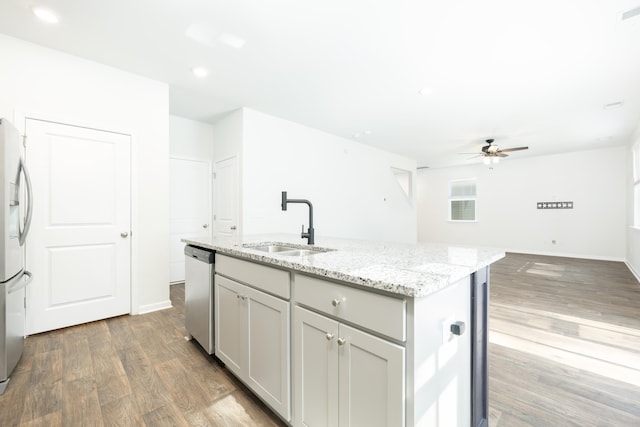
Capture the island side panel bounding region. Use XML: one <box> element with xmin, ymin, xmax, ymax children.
<box><xmin>405</xmin><ymin>275</ymin><xmax>472</xmax><ymax>427</ymax></box>
<box><xmin>471</xmin><ymin>266</ymin><xmax>489</xmax><ymax>427</ymax></box>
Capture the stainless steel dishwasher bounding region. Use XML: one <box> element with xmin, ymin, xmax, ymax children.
<box><xmin>184</xmin><ymin>245</ymin><xmax>215</xmax><ymax>354</ymax></box>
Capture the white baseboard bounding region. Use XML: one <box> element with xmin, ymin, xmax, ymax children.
<box><xmin>504</xmin><ymin>248</ymin><xmax>625</xmax><ymax>262</ymax></box>
<box><xmin>136</xmin><ymin>300</ymin><xmax>173</xmax><ymax>315</ymax></box>
<box><xmin>624</xmin><ymin>261</ymin><xmax>640</xmax><ymax>285</ymax></box>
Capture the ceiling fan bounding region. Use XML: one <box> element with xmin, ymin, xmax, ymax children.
<box><xmin>464</xmin><ymin>139</ymin><xmax>529</xmax><ymax>164</ymax></box>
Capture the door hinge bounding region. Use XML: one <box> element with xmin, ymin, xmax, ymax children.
<box><xmin>213</xmin><ymin>214</ymin><xmax>217</xmax><ymax>220</ymax></box>
<box><xmin>213</xmin><ymin>172</ymin><xmax>216</xmax><ymax>179</ymax></box>
<box><xmin>22</xmin><ymin>134</ymin><xmax>27</xmax><ymax>148</ymax></box>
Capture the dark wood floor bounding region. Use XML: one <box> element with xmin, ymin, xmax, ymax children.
<box><xmin>0</xmin><ymin>284</ymin><xmax>285</xmax><ymax>426</ymax></box>
<box><xmin>489</xmin><ymin>253</ymin><xmax>640</xmax><ymax>426</ymax></box>
<box><xmin>1</xmin><ymin>253</ymin><xmax>639</xmax><ymax>426</ymax></box>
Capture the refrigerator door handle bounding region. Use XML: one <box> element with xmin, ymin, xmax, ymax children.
<box><xmin>18</xmin><ymin>156</ymin><xmax>33</xmax><ymax>246</ymax></box>
<box><xmin>7</xmin><ymin>270</ymin><xmax>32</xmax><ymax>295</ymax></box>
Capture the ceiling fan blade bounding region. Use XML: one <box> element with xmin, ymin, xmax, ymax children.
<box><xmin>466</xmin><ymin>154</ymin><xmax>483</xmax><ymax>160</ymax></box>
<box><xmin>499</xmin><ymin>146</ymin><xmax>528</xmax><ymax>153</ymax></box>
<box><xmin>497</xmin><ymin>153</ymin><xmax>509</xmax><ymax>157</ymax></box>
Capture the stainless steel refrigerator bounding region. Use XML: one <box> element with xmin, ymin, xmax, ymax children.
<box><xmin>0</xmin><ymin>118</ymin><xmax>33</xmax><ymax>395</ymax></box>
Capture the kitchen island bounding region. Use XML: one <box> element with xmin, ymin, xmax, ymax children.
<box><xmin>183</xmin><ymin>234</ymin><xmax>504</xmax><ymax>427</ymax></box>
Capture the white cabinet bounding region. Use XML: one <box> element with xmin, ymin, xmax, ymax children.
<box><xmin>213</xmin><ymin>254</ymin><xmax>473</xmax><ymax>427</ymax></box>
<box><xmin>215</xmin><ymin>274</ymin><xmax>245</xmax><ymax>374</ymax></box>
<box><xmin>294</xmin><ymin>300</ymin><xmax>405</xmax><ymax>426</ymax></box>
<box><xmin>294</xmin><ymin>306</ymin><xmax>338</xmax><ymax>426</ymax></box>
<box><xmin>215</xmin><ymin>262</ymin><xmax>291</xmax><ymax>421</ymax></box>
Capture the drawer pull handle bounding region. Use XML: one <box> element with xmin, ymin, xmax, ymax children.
<box><xmin>325</xmin><ymin>333</ymin><xmax>334</xmax><ymax>341</ymax></box>
<box><xmin>337</xmin><ymin>337</ymin><xmax>346</xmax><ymax>346</ymax></box>
<box><xmin>331</xmin><ymin>298</ymin><xmax>342</xmax><ymax>307</ymax></box>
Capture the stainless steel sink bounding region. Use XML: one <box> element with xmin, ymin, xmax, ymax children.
<box><xmin>243</xmin><ymin>243</ymin><xmax>332</xmax><ymax>256</ymax></box>
<box><xmin>279</xmin><ymin>249</ymin><xmax>317</xmax><ymax>256</ymax></box>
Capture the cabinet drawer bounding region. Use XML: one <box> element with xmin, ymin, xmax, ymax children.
<box><xmin>216</xmin><ymin>254</ymin><xmax>290</xmax><ymax>299</ymax></box>
<box><xmin>295</xmin><ymin>274</ymin><xmax>406</xmax><ymax>341</ymax></box>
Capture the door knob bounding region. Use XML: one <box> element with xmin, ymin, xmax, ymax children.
<box><xmin>337</xmin><ymin>338</ymin><xmax>346</xmax><ymax>346</ymax></box>
<box><xmin>120</xmin><ymin>232</ymin><xmax>129</xmax><ymax>238</ymax></box>
<box><xmin>230</xmin><ymin>225</ymin><xmax>237</xmax><ymax>230</ymax></box>
<box><xmin>203</xmin><ymin>224</ymin><xmax>208</xmax><ymax>229</ymax></box>
<box><xmin>325</xmin><ymin>333</ymin><xmax>334</xmax><ymax>341</ymax></box>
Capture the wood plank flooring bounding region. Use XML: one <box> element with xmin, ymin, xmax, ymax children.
<box><xmin>1</xmin><ymin>253</ymin><xmax>639</xmax><ymax>426</ymax></box>
<box><xmin>489</xmin><ymin>253</ymin><xmax>640</xmax><ymax>426</ymax></box>
<box><xmin>0</xmin><ymin>284</ymin><xmax>286</xmax><ymax>427</ymax></box>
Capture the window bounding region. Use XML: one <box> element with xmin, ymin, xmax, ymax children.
<box><xmin>450</xmin><ymin>178</ymin><xmax>476</xmax><ymax>221</ymax></box>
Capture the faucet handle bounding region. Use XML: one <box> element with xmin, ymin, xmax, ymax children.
<box><xmin>300</xmin><ymin>224</ymin><xmax>309</xmax><ymax>239</ymax></box>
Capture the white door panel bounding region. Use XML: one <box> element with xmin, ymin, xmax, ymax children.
<box><xmin>246</xmin><ymin>286</ymin><xmax>290</xmax><ymax>418</ymax></box>
<box><xmin>25</xmin><ymin>119</ymin><xmax>131</xmax><ymax>335</ymax></box>
<box><xmin>169</xmin><ymin>157</ymin><xmax>211</xmax><ymax>283</ymax></box>
<box><xmin>294</xmin><ymin>306</ymin><xmax>339</xmax><ymax>427</ymax></box>
<box><xmin>214</xmin><ymin>155</ymin><xmax>238</xmax><ymax>237</ymax></box>
<box><xmin>214</xmin><ymin>274</ymin><xmax>244</xmax><ymax>375</ymax></box>
<box><xmin>49</xmin><ymin>135</ymin><xmax>116</xmax><ymax>224</ymax></box>
<box><xmin>338</xmin><ymin>324</ymin><xmax>405</xmax><ymax>427</ymax></box>
<box><xmin>48</xmin><ymin>244</ymin><xmax>115</xmax><ymax>305</ymax></box>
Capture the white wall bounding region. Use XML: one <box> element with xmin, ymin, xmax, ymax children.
<box><xmin>169</xmin><ymin>115</ymin><xmax>214</xmax><ymax>159</ymax></box>
<box><xmin>418</xmin><ymin>146</ymin><xmax>626</xmax><ymax>260</ymax></box>
<box><xmin>626</xmin><ymin>125</ymin><xmax>640</xmax><ymax>279</ymax></box>
<box><xmin>241</xmin><ymin>108</ymin><xmax>417</xmax><ymax>243</ymax></box>
<box><xmin>212</xmin><ymin>109</ymin><xmax>244</xmax><ymax>162</ymax></box>
<box><xmin>0</xmin><ymin>34</ymin><xmax>171</xmax><ymax>313</ymax></box>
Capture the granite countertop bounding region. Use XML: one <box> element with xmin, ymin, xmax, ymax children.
<box><xmin>182</xmin><ymin>234</ymin><xmax>505</xmax><ymax>298</ymax></box>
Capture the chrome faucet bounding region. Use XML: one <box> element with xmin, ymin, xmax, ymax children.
<box><xmin>281</xmin><ymin>191</ymin><xmax>314</xmax><ymax>245</ymax></box>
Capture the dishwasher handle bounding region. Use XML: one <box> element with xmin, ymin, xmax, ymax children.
<box><xmin>184</xmin><ymin>245</ymin><xmax>214</xmax><ymax>263</ymax></box>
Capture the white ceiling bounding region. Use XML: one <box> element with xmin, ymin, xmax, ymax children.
<box><xmin>1</xmin><ymin>0</ymin><xmax>640</xmax><ymax>167</ymax></box>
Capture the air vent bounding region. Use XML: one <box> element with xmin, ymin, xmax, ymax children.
<box><xmin>622</xmin><ymin>6</ymin><xmax>640</xmax><ymax>21</ymax></box>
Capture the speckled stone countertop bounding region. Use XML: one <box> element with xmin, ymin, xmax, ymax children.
<box><xmin>182</xmin><ymin>234</ymin><xmax>505</xmax><ymax>298</ymax></box>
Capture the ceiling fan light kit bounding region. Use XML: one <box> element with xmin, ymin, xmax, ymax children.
<box><xmin>469</xmin><ymin>138</ymin><xmax>529</xmax><ymax>167</ymax></box>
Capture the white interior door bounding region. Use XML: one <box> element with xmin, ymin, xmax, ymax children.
<box><xmin>25</xmin><ymin>118</ymin><xmax>131</xmax><ymax>335</ymax></box>
<box><xmin>214</xmin><ymin>155</ymin><xmax>239</xmax><ymax>237</ymax></box>
<box><xmin>169</xmin><ymin>157</ymin><xmax>211</xmax><ymax>283</ymax></box>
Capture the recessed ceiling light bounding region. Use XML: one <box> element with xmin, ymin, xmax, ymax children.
<box><xmin>604</xmin><ymin>101</ymin><xmax>624</xmax><ymax>110</ymax></box>
<box><xmin>191</xmin><ymin>67</ymin><xmax>209</xmax><ymax>78</ymax></box>
<box><xmin>364</xmin><ymin>130</ymin><xmax>372</xmax><ymax>135</ymax></box>
<box><xmin>31</xmin><ymin>6</ymin><xmax>59</xmax><ymax>24</ymax></box>
<box><xmin>217</xmin><ymin>32</ymin><xmax>246</xmax><ymax>49</ymax></box>
<box><xmin>419</xmin><ymin>87</ymin><xmax>433</xmax><ymax>96</ymax></box>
